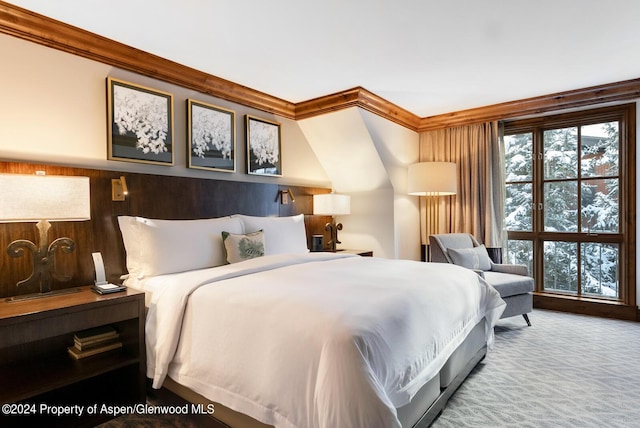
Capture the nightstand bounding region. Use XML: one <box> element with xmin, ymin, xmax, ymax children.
<box><xmin>336</xmin><ymin>249</ymin><xmax>373</xmax><ymax>257</ymax></box>
<box><xmin>0</xmin><ymin>286</ymin><xmax>145</xmax><ymax>427</ymax></box>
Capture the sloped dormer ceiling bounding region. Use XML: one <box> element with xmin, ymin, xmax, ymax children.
<box><xmin>298</xmin><ymin>108</ymin><xmax>394</xmax><ymax>194</ymax></box>
<box><xmin>298</xmin><ymin>107</ymin><xmax>419</xmax><ymax>196</ymax></box>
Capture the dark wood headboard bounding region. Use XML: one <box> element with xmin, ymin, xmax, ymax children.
<box><xmin>0</xmin><ymin>161</ymin><xmax>331</xmax><ymax>298</ymax></box>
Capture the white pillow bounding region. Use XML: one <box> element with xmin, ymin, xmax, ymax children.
<box><xmin>222</xmin><ymin>230</ymin><xmax>265</xmax><ymax>264</ymax></box>
<box><xmin>448</xmin><ymin>245</ymin><xmax>492</xmax><ymax>271</ymax></box>
<box><xmin>232</xmin><ymin>214</ymin><xmax>308</xmax><ymax>255</ymax></box>
<box><xmin>117</xmin><ymin>216</ymin><xmax>244</xmax><ymax>278</ymax></box>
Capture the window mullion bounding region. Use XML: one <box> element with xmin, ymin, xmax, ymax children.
<box><xmin>533</xmin><ymin>128</ymin><xmax>543</xmax><ymax>290</ymax></box>
<box><xmin>576</xmin><ymin>126</ymin><xmax>583</xmax><ymax>297</ymax></box>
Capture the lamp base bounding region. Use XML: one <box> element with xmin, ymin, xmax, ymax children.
<box><xmin>6</xmin><ymin>287</ymin><xmax>81</xmax><ymax>303</ymax></box>
<box><xmin>325</xmin><ymin>221</ymin><xmax>343</xmax><ymax>252</ymax></box>
<box><xmin>7</xmin><ymin>219</ymin><xmax>76</xmax><ymax>295</ymax></box>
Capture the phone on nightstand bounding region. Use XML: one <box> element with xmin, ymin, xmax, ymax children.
<box><xmin>91</xmin><ymin>252</ymin><xmax>126</xmax><ymax>294</ymax></box>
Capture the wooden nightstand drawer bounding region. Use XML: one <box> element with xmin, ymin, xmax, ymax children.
<box><xmin>0</xmin><ymin>297</ymin><xmax>140</xmax><ymax>348</ymax></box>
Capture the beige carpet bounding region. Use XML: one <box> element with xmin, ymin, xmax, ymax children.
<box><xmin>433</xmin><ymin>309</ymin><xmax>640</xmax><ymax>428</ymax></box>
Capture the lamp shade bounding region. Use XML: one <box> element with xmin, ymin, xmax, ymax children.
<box><xmin>0</xmin><ymin>174</ymin><xmax>91</xmax><ymax>222</ymax></box>
<box><xmin>407</xmin><ymin>162</ymin><xmax>457</xmax><ymax>196</ymax></box>
<box><xmin>313</xmin><ymin>193</ymin><xmax>351</xmax><ymax>216</ymax></box>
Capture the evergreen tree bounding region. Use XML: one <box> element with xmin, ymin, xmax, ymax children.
<box><xmin>503</xmin><ymin>121</ymin><xmax>619</xmax><ymax>298</ymax></box>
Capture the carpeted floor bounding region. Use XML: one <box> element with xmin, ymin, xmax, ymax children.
<box><xmin>433</xmin><ymin>309</ymin><xmax>640</xmax><ymax>428</ymax></box>
<box><xmin>103</xmin><ymin>309</ymin><xmax>640</xmax><ymax>427</ymax></box>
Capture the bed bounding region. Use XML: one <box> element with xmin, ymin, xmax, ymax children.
<box><xmin>118</xmin><ymin>214</ymin><xmax>506</xmax><ymax>428</ymax></box>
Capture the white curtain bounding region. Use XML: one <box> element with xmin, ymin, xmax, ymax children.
<box><xmin>419</xmin><ymin>121</ymin><xmax>504</xmax><ymax>248</ymax></box>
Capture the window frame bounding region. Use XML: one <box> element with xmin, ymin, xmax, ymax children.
<box><xmin>503</xmin><ymin>104</ymin><xmax>636</xmax><ymax>308</ymax></box>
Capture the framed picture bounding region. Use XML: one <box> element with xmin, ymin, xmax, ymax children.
<box><xmin>246</xmin><ymin>115</ymin><xmax>282</xmax><ymax>176</ymax></box>
<box><xmin>187</xmin><ymin>99</ymin><xmax>235</xmax><ymax>172</ymax></box>
<box><xmin>107</xmin><ymin>77</ymin><xmax>174</xmax><ymax>165</ymax></box>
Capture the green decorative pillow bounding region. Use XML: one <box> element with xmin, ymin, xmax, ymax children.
<box><xmin>448</xmin><ymin>245</ymin><xmax>492</xmax><ymax>271</ymax></box>
<box><xmin>222</xmin><ymin>230</ymin><xmax>265</xmax><ymax>264</ymax></box>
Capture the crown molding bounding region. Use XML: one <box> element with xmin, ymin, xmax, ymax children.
<box><xmin>0</xmin><ymin>2</ymin><xmax>418</xmax><ymax>130</ymax></box>
<box><xmin>2</xmin><ymin>1</ymin><xmax>640</xmax><ymax>133</ymax></box>
<box><xmin>417</xmin><ymin>78</ymin><xmax>640</xmax><ymax>132</ymax></box>
<box><xmin>0</xmin><ymin>2</ymin><xmax>296</xmax><ymax>118</ymax></box>
<box><xmin>295</xmin><ymin>87</ymin><xmax>421</xmax><ymax>129</ymax></box>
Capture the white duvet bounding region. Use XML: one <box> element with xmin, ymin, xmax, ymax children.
<box><xmin>130</xmin><ymin>253</ymin><xmax>505</xmax><ymax>428</ymax></box>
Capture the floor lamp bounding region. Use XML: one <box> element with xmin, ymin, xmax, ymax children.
<box><xmin>407</xmin><ymin>162</ymin><xmax>457</xmax><ymax>261</ymax></box>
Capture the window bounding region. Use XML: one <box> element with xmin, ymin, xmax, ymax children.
<box><xmin>503</xmin><ymin>105</ymin><xmax>635</xmax><ymax>306</ymax></box>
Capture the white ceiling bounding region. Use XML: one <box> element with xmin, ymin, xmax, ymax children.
<box><xmin>7</xmin><ymin>0</ymin><xmax>640</xmax><ymax>117</ymax></box>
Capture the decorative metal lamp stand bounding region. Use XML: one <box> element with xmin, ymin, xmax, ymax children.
<box><xmin>7</xmin><ymin>219</ymin><xmax>79</xmax><ymax>300</ymax></box>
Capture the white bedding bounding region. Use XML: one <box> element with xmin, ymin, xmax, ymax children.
<box><xmin>129</xmin><ymin>253</ymin><xmax>505</xmax><ymax>428</ymax></box>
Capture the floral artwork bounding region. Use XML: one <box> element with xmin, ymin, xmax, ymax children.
<box><xmin>107</xmin><ymin>77</ymin><xmax>173</xmax><ymax>165</ymax></box>
<box><xmin>246</xmin><ymin>115</ymin><xmax>282</xmax><ymax>176</ymax></box>
<box><xmin>188</xmin><ymin>99</ymin><xmax>235</xmax><ymax>172</ymax></box>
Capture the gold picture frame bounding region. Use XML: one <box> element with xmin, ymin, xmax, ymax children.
<box><xmin>187</xmin><ymin>99</ymin><xmax>235</xmax><ymax>172</ymax></box>
<box><xmin>107</xmin><ymin>77</ymin><xmax>174</xmax><ymax>166</ymax></box>
<box><xmin>245</xmin><ymin>115</ymin><xmax>282</xmax><ymax>176</ymax></box>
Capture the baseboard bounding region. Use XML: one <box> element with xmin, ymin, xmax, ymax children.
<box><xmin>533</xmin><ymin>293</ymin><xmax>638</xmax><ymax>321</ymax></box>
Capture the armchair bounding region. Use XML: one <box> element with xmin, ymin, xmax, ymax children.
<box><xmin>429</xmin><ymin>233</ymin><xmax>533</xmax><ymax>326</ymax></box>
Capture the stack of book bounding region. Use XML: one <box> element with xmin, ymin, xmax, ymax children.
<box><xmin>67</xmin><ymin>325</ymin><xmax>122</xmax><ymax>360</ymax></box>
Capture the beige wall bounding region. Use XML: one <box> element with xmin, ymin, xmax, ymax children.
<box><xmin>298</xmin><ymin>109</ymin><xmax>420</xmax><ymax>260</ymax></box>
<box><xmin>0</xmin><ymin>33</ymin><xmax>330</xmax><ymax>187</ymax></box>
<box><xmin>0</xmin><ymin>32</ymin><xmax>423</xmax><ymax>261</ymax></box>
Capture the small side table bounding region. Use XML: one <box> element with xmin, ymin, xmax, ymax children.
<box><xmin>0</xmin><ymin>286</ymin><xmax>145</xmax><ymax>427</ymax></box>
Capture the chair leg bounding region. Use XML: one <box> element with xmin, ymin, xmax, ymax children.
<box><xmin>522</xmin><ymin>313</ymin><xmax>531</xmax><ymax>326</ymax></box>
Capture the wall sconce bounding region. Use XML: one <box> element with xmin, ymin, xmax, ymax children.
<box><xmin>112</xmin><ymin>176</ymin><xmax>128</xmax><ymax>201</ymax></box>
<box><xmin>313</xmin><ymin>193</ymin><xmax>351</xmax><ymax>252</ymax></box>
<box><xmin>0</xmin><ymin>172</ymin><xmax>91</xmax><ymax>301</ymax></box>
<box><xmin>278</xmin><ymin>188</ymin><xmax>295</xmax><ymax>205</ymax></box>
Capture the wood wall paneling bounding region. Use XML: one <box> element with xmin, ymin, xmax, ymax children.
<box><xmin>0</xmin><ymin>162</ymin><xmax>331</xmax><ymax>298</ymax></box>
<box><xmin>277</xmin><ymin>185</ymin><xmax>333</xmax><ymax>250</ymax></box>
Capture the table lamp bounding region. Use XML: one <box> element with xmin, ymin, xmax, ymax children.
<box><xmin>313</xmin><ymin>193</ymin><xmax>350</xmax><ymax>252</ymax></box>
<box><xmin>0</xmin><ymin>172</ymin><xmax>91</xmax><ymax>301</ymax></box>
